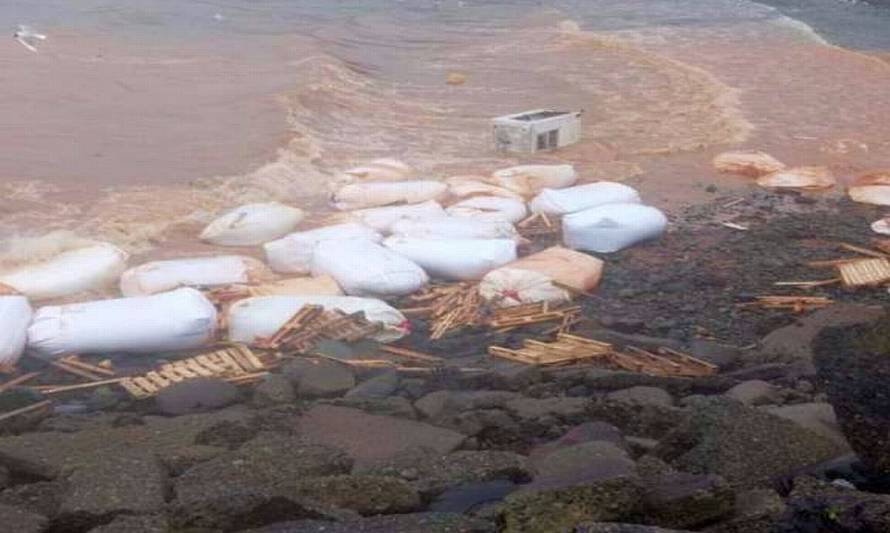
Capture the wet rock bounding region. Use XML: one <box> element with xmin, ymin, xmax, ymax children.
<box><xmin>626</xmin><ymin>437</ymin><xmax>659</xmax><ymax>458</ymax></box>
<box><xmin>567</xmin><ymin>525</ymin><xmax>689</xmax><ymax>533</ymax></box>
<box><xmin>155</xmin><ymin>377</ymin><xmax>242</xmax><ymax>416</ymax></box>
<box><xmin>288</xmin><ymin>475</ymin><xmax>421</xmax><ymax>515</ymax></box>
<box><xmin>86</xmin><ymin>386</ymin><xmax>124</xmax><ymax>412</ymax></box>
<box><xmin>414</xmin><ymin>390</ymin><xmax>520</xmax><ymax>421</ymax></box>
<box><xmin>722</xmin><ymin>363</ymin><xmax>789</xmax><ymax>383</ymax></box>
<box><xmin>586</xmin><ymin>398</ymin><xmax>685</xmax><ymax>439</ymax></box>
<box><xmin>0</xmin><ymin>481</ymin><xmax>64</xmax><ymax>518</ymax></box>
<box><xmin>295</xmin><ymin>405</ymin><xmax>465</xmax><ymax>467</ymax></box>
<box><xmin>345</xmin><ymin>370</ymin><xmax>400</xmax><ymax>399</ymax></box>
<box><xmin>655</xmin><ymin>397</ymin><xmax>846</xmax><ymax>489</ymax></box>
<box><xmin>158</xmin><ymin>445</ymin><xmax>226</xmax><ymax>476</ymax></box>
<box><xmin>282</xmin><ymin>358</ymin><xmax>355</xmax><ymax>398</ymax></box>
<box><xmin>762</xmin><ymin>402</ymin><xmax>848</xmax><ymax>448</ymax></box>
<box><xmin>639</xmin><ymin>472</ymin><xmax>734</xmax><ymax>529</ymax></box>
<box><xmin>724</xmin><ymin>380</ymin><xmax>778</xmax><ymax>405</ymax></box>
<box><xmin>398</xmin><ymin>378</ymin><xmax>427</xmax><ymax>400</ymax></box>
<box><xmin>607</xmin><ymin>386</ymin><xmax>673</xmax><ymax>408</ymax></box>
<box><xmin>814</xmin><ymin>318</ymin><xmax>890</xmax><ymax>475</ymax></box>
<box><xmin>87</xmin><ymin>514</ymin><xmax>168</xmax><ymax>533</ymax></box>
<box><xmin>194</xmin><ymin>417</ymin><xmax>259</xmax><ymax>449</ymax></box>
<box><xmin>251</xmin><ymin>375</ymin><xmax>295</xmax><ymax>407</ymax></box>
<box><xmin>504</xmin><ymin>397</ymin><xmax>588</xmax><ymax>422</ymax></box>
<box><xmin>491</xmin><ymin>364</ymin><xmax>542</xmax><ymax>391</ymax></box>
<box><xmin>0</xmin><ymin>464</ymin><xmax>9</xmax><ymax>490</ymax></box>
<box><xmin>702</xmin><ymin>488</ymin><xmax>785</xmax><ymax>533</ymax></box>
<box><xmin>329</xmin><ymin>396</ymin><xmax>416</xmax><ymax>419</ymax></box>
<box><xmin>239</xmin><ymin>512</ymin><xmax>495</xmax><ymax>533</ymax></box>
<box><xmin>774</xmin><ymin>476</ymin><xmax>890</xmax><ymax>532</ymax></box>
<box><xmin>448</xmin><ymin>408</ymin><xmax>518</xmax><ymax>437</ymax></box>
<box><xmin>585</xmin><ymin>369</ymin><xmax>734</xmax><ymax>396</ymax></box>
<box><xmin>687</xmin><ymin>339</ymin><xmax>740</xmax><ymax>370</ymax></box>
<box><xmin>529</xmin><ymin>422</ymin><xmax>628</xmax><ymax>461</ymax></box>
<box><xmin>358</xmin><ymin>448</ymin><xmax>531</xmax><ymax>497</ymax></box>
<box><xmin>0</xmin><ymin>406</ymin><xmax>254</xmax><ymax>479</ymax></box>
<box><xmin>57</xmin><ymin>451</ymin><xmax>167</xmax><ymax>530</ymax></box>
<box><xmin>0</xmin><ymin>503</ymin><xmax>48</xmax><ymax>533</ymax></box>
<box><xmin>532</xmin><ymin>441</ymin><xmax>636</xmax><ymax>486</ymax></box>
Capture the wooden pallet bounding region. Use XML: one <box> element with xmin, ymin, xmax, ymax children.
<box><xmin>740</xmin><ymin>296</ymin><xmax>833</xmax><ymax>313</ymax></box>
<box><xmin>517</xmin><ymin>212</ymin><xmax>559</xmax><ymax>237</ymax></box>
<box><xmin>255</xmin><ymin>305</ymin><xmax>382</xmax><ymax>352</ymax></box>
<box><xmin>119</xmin><ymin>345</ymin><xmax>266</xmax><ymax>399</ymax></box>
<box><xmin>837</xmin><ymin>258</ymin><xmax>890</xmax><ymax>288</ymax></box>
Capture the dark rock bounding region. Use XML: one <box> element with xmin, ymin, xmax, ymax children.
<box><xmin>329</xmin><ymin>396</ymin><xmax>416</xmax><ymax>419</ymax></box>
<box><xmin>345</xmin><ymin>370</ymin><xmax>400</xmax><ymax>399</ymax></box>
<box><xmin>239</xmin><ymin>512</ymin><xmax>495</xmax><ymax>533</ymax></box>
<box><xmin>155</xmin><ymin>377</ymin><xmax>242</xmax><ymax>415</ymax></box>
<box><xmin>85</xmin><ymin>386</ymin><xmax>123</xmax><ymax>412</ymax></box>
<box><xmin>157</xmin><ymin>445</ymin><xmax>226</xmax><ymax>476</ymax></box>
<box><xmin>724</xmin><ymin>380</ymin><xmax>778</xmax><ymax>405</ymax></box>
<box><xmin>86</xmin><ymin>514</ymin><xmax>168</xmax><ymax>533</ymax></box>
<box><xmin>57</xmin><ymin>451</ymin><xmax>167</xmax><ymax>530</ymax></box>
<box><xmin>491</xmin><ymin>364</ymin><xmax>542</xmax><ymax>391</ymax></box>
<box><xmin>504</xmin><ymin>397</ymin><xmax>588</xmax><ymax>422</ymax></box>
<box><xmin>762</xmin><ymin>304</ymin><xmax>883</xmax><ymax>364</ymax></box>
<box><xmin>296</xmin><ymin>405</ymin><xmax>465</xmax><ymax>467</ymax></box>
<box><xmin>0</xmin><ymin>464</ymin><xmax>9</xmax><ymax>490</ymax></box>
<box><xmin>655</xmin><ymin>397</ymin><xmax>846</xmax><ymax>489</ymax></box>
<box><xmin>813</xmin><ymin>317</ymin><xmax>890</xmax><ymax>475</ymax></box>
<box><xmin>287</xmin><ymin>475</ymin><xmax>421</xmax><ymax>515</ymax></box>
<box><xmin>762</xmin><ymin>403</ymin><xmax>848</xmax><ymax>449</ymax></box>
<box><xmin>639</xmin><ymin>472</ymin><xmax>734</xmax><ymax>529</ymax></box>
<box><xmin>251</xmin><ymin>375</ymin><xmax>296</xmax><ymax>407</ymax></box>
<box><xmin>568</xmin><ymin>524</ymin><xmax>690</xmax><ymax>532</ymax></box>
<box><xmin>774</xmin><ymin>476</ymin><xmax>890</xmax><ymax>532</ymax></box>
<box><xmin>398</xmin><ymin>378</ymin><xmax>427</xmax><ymax>400</ymax></box>
<box><xmin>449</xmin><ymin>409</ymin><xmax>518</xmax><ymax>437</ymax></box>
<box><xmin>702</xmin><ymin>488</ymin><xmax>785</xmax><ymax>533</ymax></box>
<box><xmin>0</xmin><ymin>503</ymin><xmax>48</xmax><ymax>533</ymax></box>
<box><xmin>414</xmin><ymin>391</ymin><xmax>520</xmax><ymax>421</ymax></box>
<box><xmin>529</xmin><ymin>422</ymin><xmax>628</xmax><ymax>462</ymax></box>
<box><xmin>193</xmin><ymin>417</ymin><xmax>259</xmax><ymax>449</ymax></box>
<box><xmin>586</xmin><ymin>398</ymin><xmax>685</xmax><ymax>439</ymax></box>
<box><xmin>722</xmin><ymin>363</ymin><xmax>789</xmax><ymax>383</ymax></box>
<box><xmin>626</xmin><ymin>437</ymin><xmax>659</xmax><ymax>458</ymax></box>
<box><xmin>0</xmin><ymin>481</ymin><xmax>64</xmax><ymax>518</ymax></box>
<box><xmin>282</xmin><ymin>358</ymin><xmax>355</xmax><ymax>398</ymax></box>
<box><xmin>585</xmin><ymin>369</ymin><xmax>734</xmax><ymax>396</ymax></box>
<box><xmin>606</xmin><ymin>387</ymin><xmax>673</xmax><ymax>408</ymax></box>
<box><xmin>532</xmin><ymin>441</ymin><xmax>637</xmax><ymax>487</ymax></box>
<box><xmin>429</xmin><ymin>480</ymin><xmax>518</xmax><ymax>513</ymax></box>
<box><xmin>358</xmin><ymin>448</ymin><xmax>531</xmax><ymax>497</ymax></box>
<box><xmin>687</xmin><ymin>339</ymin><xmax>740</xmax><ymax>370</ymax></box>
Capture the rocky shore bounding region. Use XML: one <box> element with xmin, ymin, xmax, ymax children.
<box><xmin>1</xmin><ymin>192</ymin><xmax>890</xmax><ymax>533</ymax></box>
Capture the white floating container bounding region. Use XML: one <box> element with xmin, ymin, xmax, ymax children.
<box><xmin>563</xmin><ymin>203</ymin><xmax>667</xmax><ymax>253</ymax></box>
<box><xmin>27</xmin><ymin>288</ymin><xmax>217</xmax><ymax>358</ymax></box>
<box><xmin>493</xmin><ymin>109</ymin><xmax>582</xmax><ymax>154</ymax></box>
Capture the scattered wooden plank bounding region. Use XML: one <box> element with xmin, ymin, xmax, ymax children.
<box><xmin>774</xmin><ymin>279</ymin><xmax>840</xmax><ymax>288</ymax></box>
<box><xmin>740</xmin><ymin>296</ymin><xmax>833</xmax><ymax>313</ymax></box>
<box><xmin>49</xmin><ymin>360</ymin><xmax>103</xmax><ymax>382</ymax></box>
<box><xmin>41</xmin><ymin>378</ymin><xmax>125</xmax><ymax>395</ymax></box>
<box><xmin>379</xmin><ymin>345</ymin><xmax>444</xmax><ymax>365</ymax></box>
<box><xmin>0</xmin><ymin>372</ymin><xmax>40</xmax><ymax>394</ymax></box>
<box><xmin>0</xmin><ymin>400</ymin><xmax>52</xmax><ymax>423</ymax></box>
<box><xmin>59</xmin><ymin>356</ymin><xmax>115</xmax><ymax>377</ymax></box>
<box><xmin>837</xmin><ymin>258</ymin><xmax>890</xmax><ymax>288</ymax></box>
<box><xmin>839</xmin><ymin>243</ymin><xmax>889</xmax><ymax>259</ymax></box>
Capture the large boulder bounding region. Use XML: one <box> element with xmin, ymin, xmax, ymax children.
<box><xmin>0</xmin><ymin>503</ymin><xmax>48</xmax><ymax>533</ymax></box>
<box><xmin>724</xmin><ymin>380</ymin><xmax>778</xmax><ymax>406</ymax></box>
<box><xmin>239</xmin><ymin>512</ymin><xmax>495</xmax><ymax>532</ymax></box>
<box><xmin>285</xmin><ymin>475</ymin><xmax>421</xmax><ymax>515</ymax></box>
<box><xmin>814</xmin><ymin>317</ymin><xmax>890</xmax><ymax>474</ymax></box>
<box><xmin>639</xmin><ymin>472</ymin><xmax>734</xmax><ymax>529</ymax></box>
<box><xmin>774</xmin><ymin>476</ymin><xmax>890</xmax><ymax>532</ymax></box>
<box><xmin>702</xmin><ymin>488</ymin><xmax>786</xmax><ymax>533</ymax></box>
<box><xmin>762</xmin><ymin>402</ymin><xmax>848</xmax><ymax>449</ymax></box>
<box><xmin>155</xmin><ymin>377</ymin><xmax>242</xmax><ymax>415</ymax></box>
<box><xmin>87</xmin><ymin>514</ymin><xmax>168</xmax><ymax>533</ymax></box>
<box><xmin>655</xmin><ymin>397</ymin><xmax>846</xmax><ymax>489</ymax></box>
<box><xmin>282</xmin><ymin>358</ymin><xmax>355</xmax><ymax>398</ymax></box>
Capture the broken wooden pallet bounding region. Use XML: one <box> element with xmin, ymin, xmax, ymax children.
<box><xmin>487</xmin><ymin>303</ymin><xmax>580</xmax><ymax>331</ymax></box>
<box><xmin>837</xmin><ymin>258</ymin><xmax>890</xmax><ymax>288</ymax></box>
<box><xmin>119</xmin><ymin>344</ymin><xmax>266</xmax><ymax>399</ymax></box>
<box><xmin>255</xmin><ymin>305</ymin><xmax>382</xmax><ymax>352</ymax></box>
<box><xmin>517</xmin><ymin>212</ymin><xmax>559</xmax><ymax>237</ymax></box>
<box><xmin>740</xmin><ymin>296</ymin><xmax>833</xmax><ymax>313</ymax></box>
<box><xmin>404</xmin><ymin>283</ymin><xmax>483</xmax><ymax>340</ymax></box>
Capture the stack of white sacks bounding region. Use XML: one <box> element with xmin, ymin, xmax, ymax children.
<box><xmin>0</xmin><ymin>159</ymin><xmax>667</xmax><ymax>366</ymax></box>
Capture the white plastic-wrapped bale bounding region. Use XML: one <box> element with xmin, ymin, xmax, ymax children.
<box><xmin>120</xmin><ymin>256</ymin><xmax>272</xmax><ymax>297</ymax></box>
<box><xmin>713</xmin><ymin>151</ymin><xmax>785</xmax><ymax>178</ymax></box>
<box><xmin>332</xmin><ymin>180</ymin><xmax>448</xmax><ymax>210</ymax></box>
<box><xmin>529</xmin><ymin>182</ymin><xmax>641</xmax><ymax>216</ymax></box>
<box><xmin>27</xmin><ymin>288</ymin><xmax>217</xmax><ymax>358</ymax></box>
<box><xmin>200</xmin><ymin>202</ymin><xmax>305</xmax><ymax>246</ymax></box>
<box><xmin>756</xmin><ymin>166</ymin><xmax>835</xmax><ymax>191</ymax></box>
<box><xmin>228</xmin><ymin>295</ymin><xmax>408</xmax><ymax>344</ymax></box>
<box><xmin>479</xmin><ymin>268</ymin><xmax>571</xmax><ymax>307</ymax></box>
<box><xmin>491</xmin><ymin>164</ymin><xmax>577</xmax><ymax>197</ymax></box>
<box><xmin>311</xmin><ymin>239</ymin><xmax>428</xmax><ymax>296</ymax></box>
<box><xmin>264</xmin><ymin>223</ymin><xmax>383</xmax><ymax>274</ymax></box>
<box><xmin>341</xmin><ymin>158</ymin><xmax>416</xmax><ymax>182</ymax></box>
<box><xmin>348</xmin><ymin>201</ymin><xmax>446</xmax><ymax>233</ymax></box>
<box><xmin>391</xmin><ymin>216</ymin><xmax>520</xmax><ymax>242</ymax></box>
<box><xmin>563</xmin><ymin>203</ymin><xmax>668</xmax><ymax>253</ymax></box>
<box><xmin>244</xmin><ymin>275</ymin><xmax>343</xmax><ymax>297</ymax></box>
<box><xmin>0</xmin><ymin>296</ymin><xmax>32</xmax><ymax>366</ymax></box>
<box><xmin>445</xmin><ymin>177</ymin><xmax>524</xmax><ymax>201</ymax></box>
<box><xmin>0</xmin><ymin>243</ymin><xmax>128</xmax><ymax>301</ymax></box>
<box><xmin>446</xmin><ymin>197</ymin><xmax>528</xmax><ymax>224</ymax></box>
<box><xmin>383</xmin><ymin>237</ymin><xmax>516</xmax><ymax>281</ymax></box>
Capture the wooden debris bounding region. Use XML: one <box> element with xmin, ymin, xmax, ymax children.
<box><xmin>255</xmin><ymin>305</ymin><xmax>382</xmax><ymax>352</ymax></box>
<box><xmin>740</xmin><ymin>296</ymin><xmax>833</xmax><ymax>313</ymax></box>
<box><xmin>410</xmin><ymin>283</ymin><xmax>483</xmax><ymax>340</ymax></box>
<box><xmin>119</xmin><ymin>345</ymin><xmax>266</xmax><ymax>399</ymax></box>
<box><xmin>0</xmin><ymin>372</ymin><xmax>40</xmax><ymax>394</ymax></box>
<box><xmin>774</xmin><ymin>279</ymin><xmax>840</xmax><ymax>289</ymax></box>
<box><xmin>39</xmin><ymin>378</ymin><xmax>124</xmax><ymax>395</ymax></box>
<box><xmin>721</xmin><ymin>222</ymin><xmax>748</xmax><ymax>231</ymax></box>
<box><xmin>49</xmin><ymin>360</ymin><xmax>103</xmax><ymax>382</ymax></box>
<box><xmin>378</xmin><ymin>345</ymin><xmax>444</xmax><ymax>366</ymax></box>
<box><xmin>0</xmin><ymin>400</ymin><xmax>52</xmax><ymax>423</ymax></box>
<box><xmin>487</xmin><ymin>303</ymin><xmax>580</xmax><ymax>331</ymax></box>
<box><xmin>60</xmin><ymin>356</ymin><xmax>116</xmax><ymax>377</ymax></box>
<box><xmin>488</xmin><ymin>333</ymin><xmax>716</xmax><ymax>377</ymax></box>
<box><xmin>517</xmin><ymin>212</ymin><xmax>559</xmax><ymax>237</ymax></box>
<box><xmin>837</xmin><ymin>258</ymin><xmax>890</xmax><ymax>288</ymax></box>
<box><xmin>839</xmin><ymin>243</ymin><xmax>888</xmax><ymax>259</ymax></box>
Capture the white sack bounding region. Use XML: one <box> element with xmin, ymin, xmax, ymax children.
<box><xmin>228</xmin><ymin>295</ymin><xmax>408</xmax><ymax>344</ymax></box>
<box><xmin>332</xmin><ymin>180</ymin><xmax>447</xmax><ymax>210</ymax></box>
<box><xmin>120</xmin><ymin>256</ymin><xmax>271</xmax><ymax>297</ymax></box>
<box><xmin>391</xmin><ymin>216</ymin><xmax>520</xmax><ymax>242</ymax></box>
<box><xmin>0</xmin><ymin>243</ymin><xmax>128</xmax><ymax>301</ymax></box>
<box><xmin>0</xmin><ymin>296</ymin><xmax>32</xmax><ymax>366</ymax></box>
<box><xmin>445</xmin><ymin>177</ymin><xmax>524</xmax><ymax>200</ymax></box>
<box><xmin>311</xmin><ymin>239</ymin><xmax>428</xmax><ymax>296</ymax></box>
<box><xmin>348</xmin><ymin>201</ymin><xmax>446</xmax><ymax>233</ymax></box>
<box><xmin>200</xmin><ymin>202</ymin><xmax>304</xmax><ymax>246</ymax></box>
<box><xmin>479</xmin><ymin>268</ymin><xmax>571</xmax><ymax>307</ymax></box>
<box><xmin>264</xmin><ymin>223</ymin><xmax>383</xmax><ymax>275</ymax></box>
<box><xmin>446</xmin><ymin>197</ymin><xmax>528</xmax><ymax>223</ymax></box>
<box><xmin>530</xmin><ymin>182</ymin><xmax>641</xmax><ymax>216</ymax></box>
<box><xmin>342</xmin><ymin>158</ymin><xmax>416</xmax><ymax>182</ymax></box>
<box><xmin>563</xmin><ymin>203</ymin><xmax>668</xmax><ymax>253</ymax></box>
<box><xmin>27</xmin><ymin>288</ymin><xmax>217</xmax><ymax>358</ymax></box>
<box><xmin>491</xmin><ymin>164</ymin><xmax>577</xmax><ymax>196</ymax></box>
<box><xmin>383</xmin><ymin>237</ymin><xmax>516</xmax><ymax>281</ymax></box>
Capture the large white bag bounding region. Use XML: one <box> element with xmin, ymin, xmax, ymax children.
<box><xmin>391</xmin><ymin>216</ymin><xmax>520</xmax><ymax>242</ymax></box>
<box><xmin>332</xmin><ymin>181</ymin><xmax>448</xmax><ymax>210</ymax></box>
<box><xmin>0</xmin><ymin>296</ymin><xmax>32</xmax><ymax>366</ymax></box>
<box><xmin>563</xmin><ymin>204</ymin><xmax>668</xmax><ymax>253</ymax></box>
<box><xmin>311</xmin><ymin>239</ymin><xmax>428</xmax><ymax>296</ymax></box>
<box><xmin>445</xmin><ymin>177</ymin><xmax>524</xmax><ymax>200</ymax></box>
<box><xmin>27</xmin><ymin>288</ymin><xmax>217</xmax><ymax>358</ymax></box>
<box><xmin>530</xmin><ymin>182</ymin><xmax>641</xmax><ymax>216</ymax></box>
<box><xmin>120</xmin><ymin>256</ymin><xmax>271</xmax><ymax>297</ymax></box>
<box><xmin>383</xmin><ymin>237</ymin><xmax>516</xmax><ymax>281</ymax></box>
<box><xmin>341</xmin><ymin>158</ymin><xmax>416</xmax><ymax>183</ymax></box>
<box><xmin>348</xmin><ymin>201</ymin><xmax>446</xmax><ymax>233</ymax></box>
<box><xmin>479</xmin><ymin>268</ymin><xmax>571</xmax><ymax>307</ymax></box>
<box><xmin>264</xmin><ymin>223</ymin><xmax>383</xmax><ymax>275</ymax></box>
<box><xmin>228</xmin><ymin>295</ymin><xmax>408</xmax><ymax>344</ymax></box>
<box><xmin>200</xmin><ymin>202</ymin><xmax>305</xmax><ymax>246</ymax></box>
<box><xmin>446</xmin><ymin>197</ymin><xmax>528</xmax><ymax>224</ymax></box>
<box><xmin>491</xmin><ymin>164</ymin><xmax>577</xmax><ymax>196</ymax></box>
<box><xmin>0</xmin><ymin>243</ymin><xmax>128</xmax><ymax>301</ymax></box>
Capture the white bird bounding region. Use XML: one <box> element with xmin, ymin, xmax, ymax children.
<box><xmin>13</xmin><ymin>25</ymin><xmax>46</xmax><ymax>53</ymax></box>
